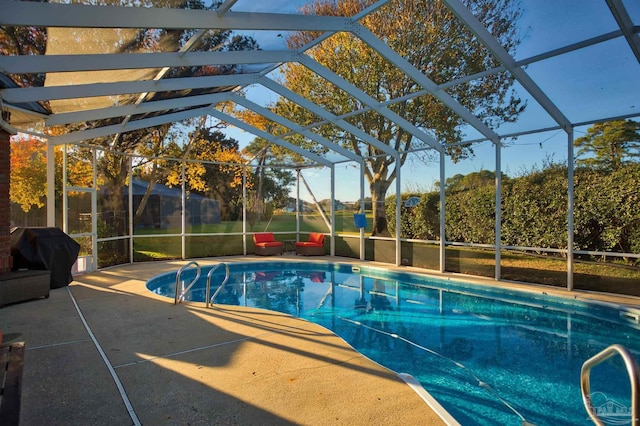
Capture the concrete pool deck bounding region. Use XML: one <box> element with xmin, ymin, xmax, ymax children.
<box><xmin>1</xmin><ymin>256</ymin><xmax>451</xmax><ymax>426</ymax></box>
<box><xmin>2</xmin><ymin>255</ymin><xmax>639</xmax><ymax>425</ymax></box>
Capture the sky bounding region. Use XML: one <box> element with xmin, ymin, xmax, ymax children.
<box><xmin>219</xmin><ymin>0</ymin><xmax>640</xmax><ymax>203</ymax></box>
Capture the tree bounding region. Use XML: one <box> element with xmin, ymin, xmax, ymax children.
<box><xmin>444</xmin><ymin>170</ymin><xmax>498</xmax><ymax>192</ymax></box>
<box><xmin>3</xmin><ymin>20</ymin><xmax>51</xmax><ymax>219</ymax></box>
<box><xmin>54</xmin><ymin>0</ymin><xmax>261</xmax><ymax>233</ymax></box>
<box><xmin>244</xmin><ymin>138</ymin><xmax>295</xmax><ymax>229</ymax></box>
<box><xmin>0</xmin><ymin>23</ymin><xmax>47</xmax><ymax>88</ymax></box>
<box><xmin>277</xmin><ymin>0</ymin><xmax>525</xmax><ymax>235</ymax></box>
<box><xmin>10</xmin><ymin>137</ymin><xmax>47</xmax><ymax>212</ymax></box>
<box><xmin>166</xmin><ymin>128</ymin><xmax>247</xmax><ymax>221</ymax></box>
<box><xmin>574</xmin><ymin>120</ymin><xmax>640</xmax><ymax>171</ymax></box>
<box><xmin>130</xmin><ymin>124</ymin><xmax>185</xmax><ymax>227</ymax></box>
<box><xmin>237</xmin><ymin>110</ymin><xmax>299</xmax><ymax>225</ymax></box>
<box><xmin>259</xmin><ymin>167</ymin><xmax>295</xmax><ymax>210</ymax></box>
<box><xmin>10</xmin><ymin>136</ymin><xmax>93</xmax><ymax>211</ymax></box>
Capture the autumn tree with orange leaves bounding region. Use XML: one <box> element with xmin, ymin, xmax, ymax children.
<box><xmin>10</xmin><ymin>137</ymin><xmax>47</xmax><ymax>212</ymax></box>
<box><xmin>10</xmin><ymin>136</ymin><xmax>92</xmax><ymax>214</ymax></box>
<box><xmin>163</xmin><ymin>128</ymin><xmax>248</xmax><ymax>221</ymax></box>
<box><xmin>278</xmin><ymin>0</ymin><xmax>525</xmax><ymax>235</ymax></box>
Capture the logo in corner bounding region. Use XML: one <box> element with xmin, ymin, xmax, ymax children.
<box><xmin>586</xmin><ymin>392</ymin><xmax>633</xmax><ymax>425</ymax></box>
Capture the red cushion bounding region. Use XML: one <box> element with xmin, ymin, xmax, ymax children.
<box><xmin>308</xmin><ymin>232</ymin><xmax>324</xmax><ymax>245</ymax></box>
<box><xmin>253</xmin><ymin>233</ymin><xmax>275</xmax><ymax>243</ymax></box>
<box><xmin>256</xmin><ymin>241</ymin><xmax>282</xmax><ymax>247</ymax></box>
<box><xmin>295</xmin><ymin>241</ymin><xmax>323</xmax><ymax>247</ymax></box>
<box><xmin>255</xmin><ymin>271</ymin><xmax>278</xmax><ymax>281</ymax></box>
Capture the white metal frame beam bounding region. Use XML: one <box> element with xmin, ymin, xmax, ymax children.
<box><xmin>207</xmin><ymin>108</ymin><xmax>332</xmax><ymax>167</ymax></box>
<box><xmin>121</xmin><ymin>28</ymin><xmax>213</xmax><ymax>128</ymax></box>
<box><xmin>216</xmin><ymin>0</ymin><xmax>238</xmax><ymax>17</ymax></box>
<box><xmin>0</xmin><ymin>74</ymin><xmax>257</xmax><ymax>103</ymax></box>
<box><xmin>49</xmin><ymin>106</ymin><xmax>215</xmax><ymax>145</ymax></box>
<box><xmin>259</xmin><ymin>77</ymin><xmax>400</xmax><ymax>157</ymax></box>
<box><xmin>0</xmin><ymin>50</ymin><xmax>294</xmax><ymax>74</ymax></box>
<box><xmin>354</xmin><ymin>24</ymin><xmax>502</xmax><ymax>143</ymax></box>
<box><xmin>605</xmin><ymin>0</ymin><xmax>640</xmax><ymax>64</ymax></box>
<box><xmin>442</xmin><ymin>0</ymin><xmax>572</xmax><ymax>130</ymax></box>
<box><xmin>48</xmin><ymin>98</ymin><xmax>330</xmax><ymax>168</ymax></box>
<box><xmin>230</xmin><ymin>94</ymin><xmax>361</xmax><ymax>162</ymax></box>
<box><xmin>300</xmin><ymin>56</ymin><xmax>442</xmax><ymax>153</ymax></box>
<box><xmin>1</xmin><ymin>2</ymin><xmax>352</xmax><ymax>32</ymax></box>
<box><xmin>46</xmin><ymin>93</ymin><xmax>231</xmax><ymax>126</ymax></box>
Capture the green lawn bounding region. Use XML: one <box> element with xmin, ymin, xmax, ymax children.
<box><xmin>118</xmin><ymin>211</ymin><xmax>640</xmax><ymax>296</ymax></box>
<box><xmin>132</xmin><ymin>210</ymin><xmax>372</xmax><ymax>236</ymax></box>
<box><xmin>129</xmin><ymin>211</ymin><xmax>369</xmax><ymax>260</ymax></box>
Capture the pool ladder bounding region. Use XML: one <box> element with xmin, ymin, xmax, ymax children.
<box><xmin>174</xmin><ymin>261</ymin><xmax>229</xmax><ymax>306</ymax></box>
<box><xmin>581</xmin><ymin>344</ymin><xmax>639</xmax><ymax>425</ymax></box>
<box><xmin>206</xmin><ymin>263</ymin><xmax>230</xmax><ymax>307</ymax></box>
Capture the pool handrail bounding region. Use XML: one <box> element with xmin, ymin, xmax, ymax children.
<box><xmin>206</xmin><ymin>262</ymin><xmax>230</xmax><ymax>307</ymax></box>
<box><xmin>581</xmin><ymin>344</ymin><xmax>639</xmax><ymax>426</ymax></box>
<box><xmin>174</xmin><ymin>261</ymin><xmax>201</xmax><ymax>304</ymax></box>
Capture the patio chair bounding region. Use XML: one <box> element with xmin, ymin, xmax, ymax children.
<box><xmin>295</xmin><ymin>232</ymin><xmax>325</xmax><ymax>256</ymax></box>
<box><xmin>253</xmin><ymin>233</ymin><xmax>283</xmax><ymax>256</ymax></box>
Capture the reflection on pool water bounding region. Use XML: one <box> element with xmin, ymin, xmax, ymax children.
<box><xmin>147</xmin><ymin>261</ymin><xmax>640</xmax><ymax>426</ymax></box>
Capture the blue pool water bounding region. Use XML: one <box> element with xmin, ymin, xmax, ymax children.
<box><xmin>147</xmin><ymin>261</ymin><xmax>640</xmax><ymax>426</ymax></box>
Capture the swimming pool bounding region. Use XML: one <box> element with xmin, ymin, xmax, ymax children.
<box><xmin>147</xmin><ymin>261</ymin><xmax>640</xmax><ymax>425</ymax></box>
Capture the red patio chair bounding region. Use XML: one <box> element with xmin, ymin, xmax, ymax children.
<box><xmin>295</xmin><ymin>232</ymin><xmax>325</xmax><ymax>256</ymax></box>
<box><xmin>253</xmin><ymin>233</ymin><xmax>283</xmax><ymax>256</ymax></box>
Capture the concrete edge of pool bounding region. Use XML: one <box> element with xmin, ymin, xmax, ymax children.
<box><xmin>2</xmin><ymin>255</ymin><xmax>638</xmax><ymax>425</ymax></box>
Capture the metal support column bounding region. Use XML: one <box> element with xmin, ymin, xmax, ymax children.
<box><xmin>296</xmin><ymin>169</ymin><xmax>300</xmax><ymax>242</ymax></box>
<box><xmin>567</xmin><ymin>128</ymin><xmax>575</xmax><ymax>291</ymax></box>
<box><xmin>242</xmin><ymin>165</ymin><xmax>247</xmax><ymax>255</ymax></box>
<box><xmin>62</xmin><ymin>145</ymin><xmax>67</xmax><ymax>232</ymax></box>
<box><xmin>395</xmin><ymin>153</ymin><xmax>402</xmax><ymax>266</ymax></box>
<box><xmin>128</xmin><ymin>156</ymin><xmax>133</xmax><ymax>264</ymax></box>
<box><xmin>495</xmin><ymin>140</ymin><xmax>502</xmax><ymax>280</ymax></box>
<box><xmin>92</xmin><ymin>149</ymin><xmax>98</xmax><ymax>269</ymax></box>
<box><xmin>181</xmin><ymin>162</ymin><xmax>186</xmax><ymax>260</ymax></box>
<box><xmin>439</xmin><ymin>151</ymin><xmax>446</xmax><ymax>273</ymax></box>
<box><xmin>330</xmin><ymin>164</ymin><xmax>335</xmax><ymax>256</ymax></box>
<box><xmin>360</xmin><ymin>160</ymin><xmax>366</xmax><ymax>261</ymax></box>
<box><xmin>46</xmin><ymin>142</ymin><xmax>55</xmax><ymax>227</ymax></box>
